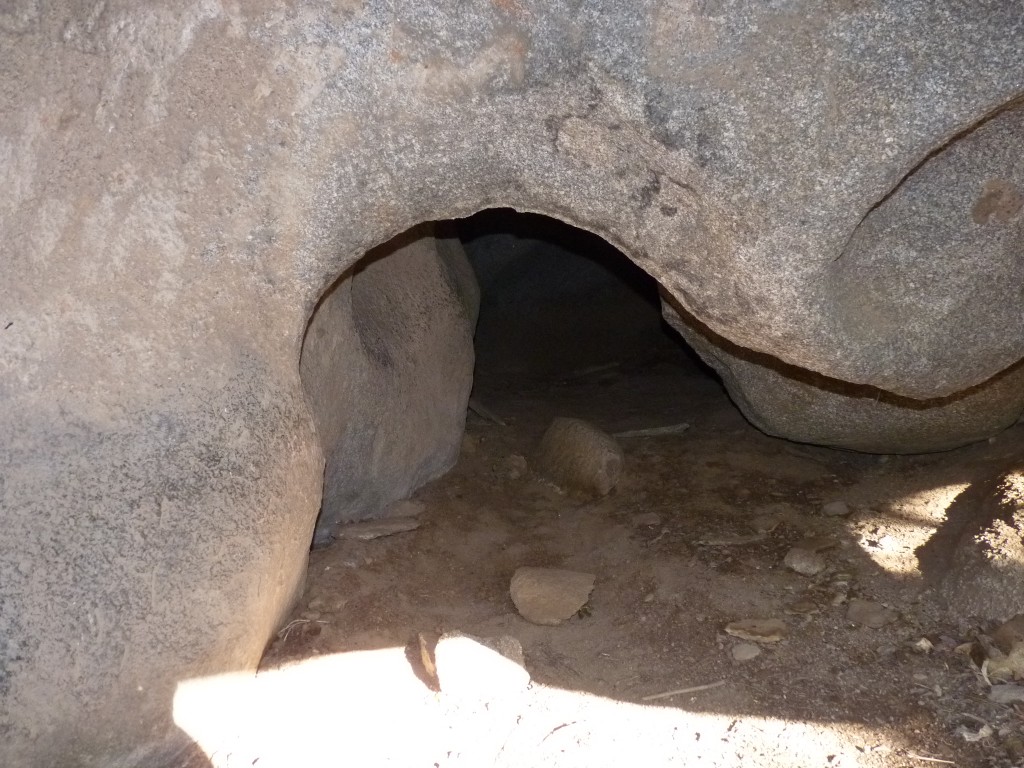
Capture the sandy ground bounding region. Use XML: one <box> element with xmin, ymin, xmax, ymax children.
<box><xmin>178</xmin><ymin>348</ymin><xmax>1024</xmax><ymax>768</ymax></box>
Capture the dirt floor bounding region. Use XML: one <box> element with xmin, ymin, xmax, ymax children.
<box><xmin>211</xmin><ymin>345</ymin><xmax>1024</xmax><ymax>768</ymax></box>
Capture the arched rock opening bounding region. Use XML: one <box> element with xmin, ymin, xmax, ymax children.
<box><xmin>299</xmin><ymin>209</ymin><xmax>723</xmax><ymax>546</ymax></box>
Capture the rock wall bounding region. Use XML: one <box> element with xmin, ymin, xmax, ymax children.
<box><xmin>665</xmin><ymin>301</ymin><xmax>1024</xmax><ymax>454</ymax></box>
<box><xmin>1</xmin><ymin>1</ymin><xmax>1022</xmax><ymax>765</ymax></box>
<box><xmin>301</xmin><ymin>225</ymin><xmax>478</xmax><ymax>545</ymax></box>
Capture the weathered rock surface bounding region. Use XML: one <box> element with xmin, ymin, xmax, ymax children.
<box><xmin>2</xmin><ymin>2</ymin><xmax>1022</xmax><ymax>765</ymax></box>
<box><xmin>537</xmin><ymin>418</ymin><xmax>624</xmax><ymax>496</ymax></box>
<box><xmin>301</xmin><ymin>225</ymin><xmax>478</xmax><ymax>544</ymax></box>
<box><xmin>510</xmin><ymin>567</ymin><xmax>596</xmax><ymax>625</ymax></box>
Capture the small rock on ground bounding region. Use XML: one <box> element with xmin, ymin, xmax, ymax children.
<box><xmin>846</xmin><ymin>598</ymin><xmax>897</xmax><ymax>628</ymax></box>
<box><xmin>822</xmin><ymin>500</ymin><xmax>851</xmax><ymax>517</ymax></box>
<box><xmin>536</xmin><ymin>417</ymin><xmax>623</xmax><ymax>496</ymax></box>
<box><xmin>510</xmin><ymin>567</ymin><xmax>596</xmax><ymax>626</ymax></box>
<box><xmin>434</xmin><ymin>632</ymin><xmax>530</xmax><ymax>700</ymax></box>
<box><xmin>731</xmin><ymin>642</ymin><xmax>762</xmax><ymax>661</ymax></box>
<box><xmin>725</xmin><ymin>618</ymin><xmax>788</xmax><ymax>643</ymax></box>
<box><xmin>784</xmin><ymin>547</ymin><xmax>827</xmax><ymax>576</ymax></box>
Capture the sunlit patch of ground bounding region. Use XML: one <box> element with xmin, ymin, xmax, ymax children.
<box><xmin>176</xmin><ymin>647</ymin><xmax>940</xmax><ymax>768</ymax></box>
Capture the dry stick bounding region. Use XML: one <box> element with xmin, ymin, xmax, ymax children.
<box><xmin>905</xmin><ymin>754</ymin><xmax>955</xmax><ymax>765</ymax></box>
<box><xmin>614</xmin><ymin>423</ymin><xmax>690</xmax><ymax>439</ymax></box>
<box><xmin>468</xmin><ymin>398</ymin><xmax>507</xmax><ymax>426</ymax></box>
<box><xmin>642</xmin><ymin>680</ymin><xmax>726</xmax><ymax>701</ymax></box>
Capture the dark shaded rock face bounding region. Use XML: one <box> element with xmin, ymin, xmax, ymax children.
<box><xmin>301</xmin><ymin>225</ymin><xmax>478</xmax><ymax>545</ymax></box>
<box><xmin>1</xmin><ymin>1</ymin><xmax>1022</xmax><ymax>764</ymax></box>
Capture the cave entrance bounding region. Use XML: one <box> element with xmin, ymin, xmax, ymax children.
<box><xmin>459</xmin><ymin>207</ymin><xmax>729</xmax><ymax>472</ymax></box>
<box><xmin>263</xmin><ymin>210</ymin><xmax>1024</xmax><ymax>768</ymax></box>
<box><xmin>299</xmin><ymin>209</ymin><xmax>725</xmax><ymax>547</ymax></box>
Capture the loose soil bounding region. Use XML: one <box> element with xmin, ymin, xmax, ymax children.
<box><xmin>252</xmin><ymin>350</ymin><xmax>1024</xmax><ymax>768</ymax></box>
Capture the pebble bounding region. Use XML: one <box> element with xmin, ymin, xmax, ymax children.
<box><xmin>822</xmin><ymin>500</ymin><xmax>851</xmax><ymax>517</ymax></box>
<box><xmin>510</xmin><ymin>567</ymin><xmax>596</xmax><ymax>626</ymax></box>
<box><xmin>784</xmin><ymin>547</ymin><xmax>827</xmax><ymax>576</ymax></box>
<box><xmin>731</xmin><ymin>643</ymin><xmax>762</xmax><ymax>661</ymax></box>
<box><xmin>724</xmin><ymin>618</ymin><xmax>788</xmax><ymax>643</ymax></box>
<box><xmin>846</xmin><ymin>598</ymin><xmax>897</xmax><ymax>629</ymax></box>
<box><xmin>911</xmin><ymin>637</ymin><xmax>934</xmax><ymax>654</ymax></box>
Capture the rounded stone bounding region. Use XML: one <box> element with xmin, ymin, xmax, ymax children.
<box><xmin>784</xmin><ymin>547</ymin><xmax>827</xmax><ymax>577</ymax></box>
<box><xmin>510</xmin><ymin>567</ymin><xmax>596</xmax><ymax>626</ymax></box>
<box><xmin>731</xmin><ymin>643</ymin><xmax>762</xmax><ymax>662</ymax></box>
<box><xmin>536</xmin><ymin>418</ymin><xmax>624</xmax><ymax>496</ymax></box>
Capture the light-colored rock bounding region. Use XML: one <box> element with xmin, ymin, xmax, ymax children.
<box><xmin>536</xmin><ymin>418</ymin><xmax>624</xmax><ymax>496</ymax></box>
<box><xmin>784</xmin><ymin>547</ymin><xmax>827</xmax><ymax>577</ymax></box>
<box><xmin>510</xmin><ymin>567</ymin><xmax>596</xmax><ymax>626</ymax></box>
<box><xmin>846</xmin><ymin>599</ymin><xmax>897</xmax><ymax>629</ymax></box>
<box><xmin>434</xmin><ymin>632</ymin><xmax>530</xmax><ymax>700</ymax></box>
<box><xmin>731</xmin><ymin>643</ymin><xmax>762</xmax><ymax>662</ymax></box>
<box><xmin>822</xmin><ymin>501</ymin><xmax>851</xmax><ymax>517</ymax></box>
<box><xmin>986</xmin><ymin>645</ymin><xmax>1024</xmax><ymax>682</ymax></box>
<box><xmin>725</xmin><ymin>619</ymin><xmax>788</xmax><ymax>644</ymax></box>
<box><xmin>302</xmin><ymin>227</ymin><xmax>478</xmax><ymax>545</ymax></box>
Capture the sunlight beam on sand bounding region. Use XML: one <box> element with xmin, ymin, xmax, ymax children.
<box><xmin>175</xmin><ymin>647</ymin><xmax>925</xmax><ymax>768</ymax></box>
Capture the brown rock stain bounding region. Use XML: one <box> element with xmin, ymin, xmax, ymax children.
<box><xmin>972</xmin><ymin>178</ymin><xmax>1024</xmax><ymax>224</ymax></box>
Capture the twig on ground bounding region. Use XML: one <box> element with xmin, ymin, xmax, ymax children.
<box><xmin>905</xmin><ymin>753</ymin><xmax>955</xmax><ymax>765</ymax></box>
<box><xmin>468</xmin><ymin>398</ymin><xmax>507</xmax><ymax>426</ymax></box>
<box><xmin>614</xmin><ymin>423</ymin><xmax>690</xmax><ymax>439</ymax></box>
<box><xmin>642</xmin><ymin>680</ymin><xmax>726</xmax><ymax>701</ymax></box>
<box><xmin>277</xmin><ymin>618</ymin><xmax>327</xmax><ymax>642</ymax></box>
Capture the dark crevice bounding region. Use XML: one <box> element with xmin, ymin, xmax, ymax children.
<box><xmin>457</xmin><ymin>208</ymin><xmax>718</xmax><ymax>393</ymax></box>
